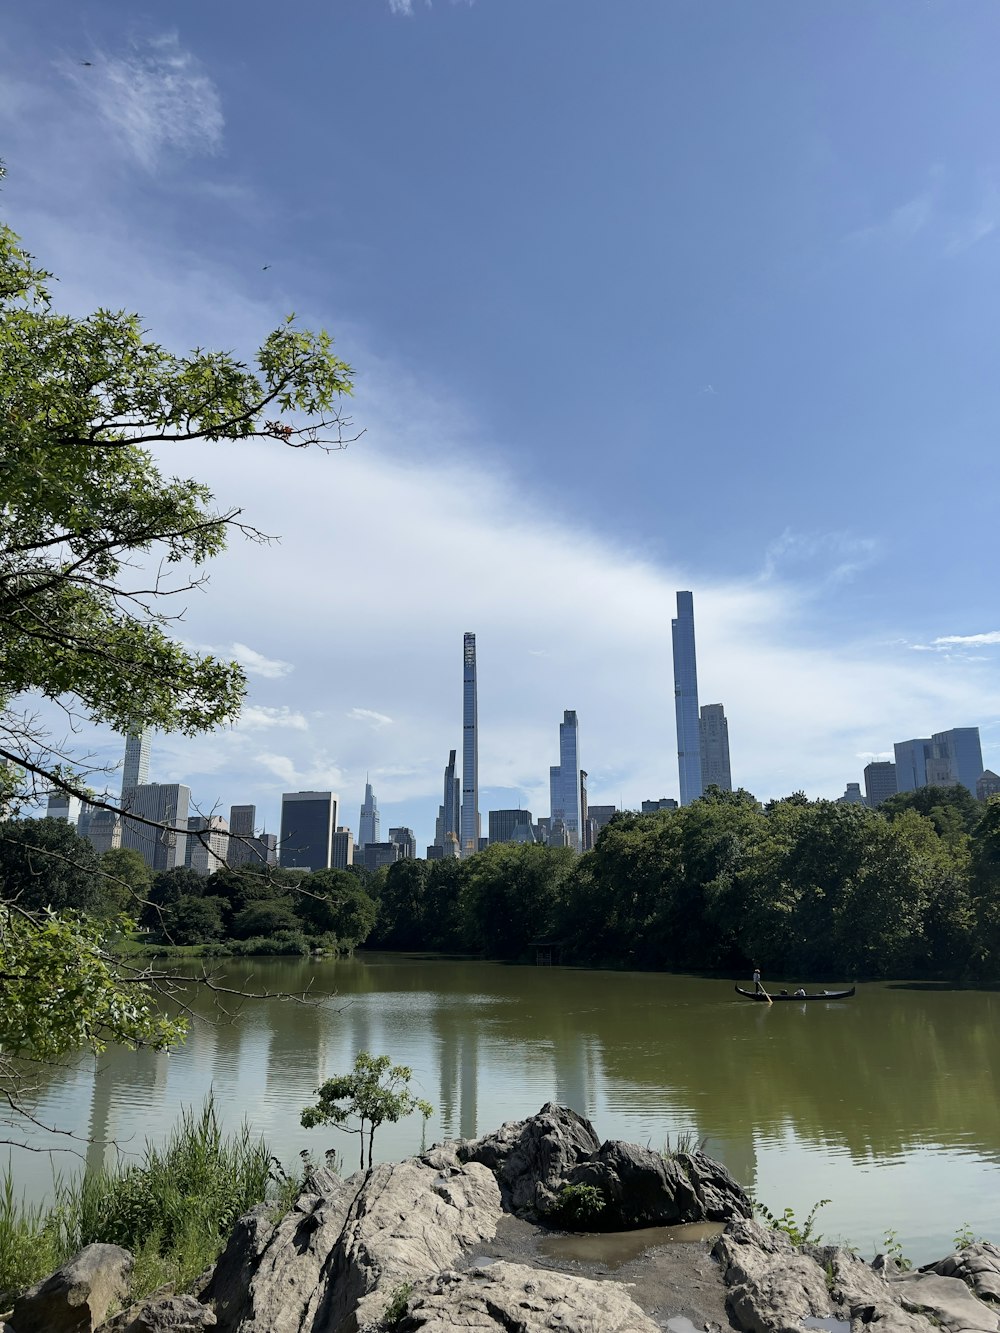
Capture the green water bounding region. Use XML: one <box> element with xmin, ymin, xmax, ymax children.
<box><xmin>7</xmin><ymin>955</ymin><xmax>999</xmax><ymax>1265</ymax></box>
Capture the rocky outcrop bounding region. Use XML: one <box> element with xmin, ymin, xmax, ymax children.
<box><xmin>715</xmin><ymin>1217</ymin><xmax>1000</xmax><ymax>1333</ymax></box>
<box><xmin>117</xmin><ymin>1295</ymin><xmax>218</xmax><ymax>1332</ymax></box>
<box><xmin>923</xmin><ymin>1242</ymin><xmax>1000</xmax><ymax>1303</ymax></box>
<box><xmin>11</xmin><ymin>1243</ymin><xmax>132</xmax><ymax>1333</ymax></box>
<box><xmin>396</xmin><ymin>1260</ymin><xmax>662</xmax><ymax>1332</ymax></box>
<box><xmin>456</xmin><ymin>1101</ymin><xmax>602</xmax><ymax>1213</ymax></box>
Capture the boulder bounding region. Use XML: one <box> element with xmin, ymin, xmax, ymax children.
<box><xmin>396</xmin><ymin>1260</ymin><xmax>662</xmax><ymax>1332</ymax></box>
<box><xmin>924</xmin><ymin>1244</ymin><xmax>1000</xmax><ymax>1304</ymax></box>
<box><xmin>11</xmin><ymin>1243</ymin><xmax>133</xmax><ymax>1333</ymax></box>
<box><xmin>891</xmin><ymin>1270</ymin><xmax>1000</xmax><ymax>1333</ymax></box>
<box><xmin>117</xmin><ymin>1295</ymin><xmax>217</xmax><ymax>1332</ymax></box>
<box><xmin>455</xmin><ymin>1102</ymin><xmax>601</xmax><ymax>1214</ymax></box>
<box><xmin>564</xmin><ymin>1142</ymin><xmax>751</xmax><ymax>1230</ymax></box>
<box><xmin>714</xmin><ymin>1220</ymin><xmax>835</xmax><ymax>1333</ymax></box>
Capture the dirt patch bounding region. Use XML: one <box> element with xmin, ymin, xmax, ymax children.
<box><xmin>463</xmin><ymin>1213</ymin><xmax>736</xmax><ymax>1332</ymax></box>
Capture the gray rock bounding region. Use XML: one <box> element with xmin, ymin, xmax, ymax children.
<box><xmin>11</xmin><ymin>1243</ymin><xmax>133</xmax><ymax>1333</ymax></box>
<box><xmin>565</xmin><ymin>1142</ymin><xmax>751</xmax><ymax>1230</ymax></box>
<box><xmin>118</xmin><ymin>1294</ymin><xmax>217</xmax><ymax>1332</ymax></box>
<box><xmin>206</xmin><ymin>1168</ymin><xmax>358</xmax><ymax>1333</ymax></box>
<box><xmin>308</xmin><ymin>1152</ymin><xmax>502</xmax><ymax>1333</ymax></box>
<box><xmin>924</xmin><ymin>1244</ymin><xmax>1000</xmax><ymax>1304</ymax></box>
<box><xmin>455</xmin><ymin>1101</ymin><xmax>601</xmax><ymax>1213</ymax></box>
<box><xmin>397</xmin><ymin>1260</ymin><xmax>662</xmax><ymax>1332</ymax></box>
<box><xmin>891</xmin><ymin>1270</ymin><xmax>1000</xmax><ymax>1333</ymax></box>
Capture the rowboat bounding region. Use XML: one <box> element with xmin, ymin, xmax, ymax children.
<box><xmin>734</xmin><ymin>985</ymin><xmax>856</xmax><ymax>1002</ymax></box>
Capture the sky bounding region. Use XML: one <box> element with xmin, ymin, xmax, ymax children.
<box><xmin>3</xmin><ymin>0</ymin><xmax>1000</xmax><ymax>851</ymax></box>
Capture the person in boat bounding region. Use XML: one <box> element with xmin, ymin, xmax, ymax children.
<box><xmin>794</xmin><ymin>987</ymin><xmax>806</xmax><ymax>997</ymax></box>
<box><xmin>779</xmin><ymin>989</ymin><xmax>789</xmax><ymax>996</ymax></box>
<box><xmin>752</xmin><ymin>966</ymin><xmax>764</xmax><ymax>994</ymax></box>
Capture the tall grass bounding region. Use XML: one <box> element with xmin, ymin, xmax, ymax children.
<box><xmin>0</xmin><ymin>1098</ymin><xmax>299</xmax><ymax>1308</ymax></box>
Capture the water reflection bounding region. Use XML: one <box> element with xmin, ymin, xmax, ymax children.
<box><xmin>6</xmin><ymin>955</ymin><xmax>1000</xmax><ymax>1264</ymax></box>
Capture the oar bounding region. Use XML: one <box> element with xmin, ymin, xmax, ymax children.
<box><xmin>761</xmin><ymin>986</ymin><xmax>772</xmax><ymax>1006</ymax></box>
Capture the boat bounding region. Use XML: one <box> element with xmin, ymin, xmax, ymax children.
<box><xmin>734</xmin><ymin>985</ymin><xmax>856</xmax><ymax>1002</ymax></box>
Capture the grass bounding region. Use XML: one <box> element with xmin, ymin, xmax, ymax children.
<box><xmin>0</xmin><ymin>1098</ymin><xmax>301</xmax><ymax>1309</ymax></box>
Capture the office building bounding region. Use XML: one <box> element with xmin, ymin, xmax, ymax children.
<box><xmin>358</xmin><ymin>781</ymin><xmax>379</xmax><ymax>848</ymax></box>
<box><xmin>388</xmin><ymin>827</ymin><xmax>417</xmax><ymax>860</ymax></box>
<box><xmin>84</xmin><ymin>807</ymin><xmax>121</xmax><ymax>854</ymax></box>
<box><xmin>332</xmin><ymin>826</ymin><xmax>354</xmax><ymax>870</ymax></box>
<box><xmin>46</xmin><ymin>792</ymin><xmax>82</xmax><ymax>825</ymax></box>
<box><xmin>588</xmin><ymin>805</ymin><xmax>618</xmax><ymax>834</ymax></box>
<box><xmin>580</xmin><ymin>770</ymin><xmax>590</xmax><ymax>848</ymax></box>
<box><xmin>894</xmin><ymin>728</ymin><xmax>984</xmax><ymax>797</ymax></box>
<box><xmin>359</xmin><ymin>841</ymin><xmax>399</xmax><ymax>872</ymax></box>
<box><xmin>672</xmin><ymin>591</ymin><xmax>704</xmax><ymax>805</ymax></box>
<box><xmin>460</xmin><ymin>632</ymin><xmax>480</xmax><ymax>858</ymax></box>
<box><xmin>121</xmin><ymin>783</ymin><xmax>191</xmax><ymax>871</ymax></box>
<box><xmin>227</xmin><ymin>804</ymin><xmax>257</xmax><ymax>868</ymax></box>
<box><xmin>641</xmin><ymin>798</ymin><xmax>678</xmax><ymax>814</ymax></box>
<box><xmin>864</xmin><ymin>762</ymin><xmax>897</xmax><ymax>808</ymax></box>
<box><xmin>699</xmin><ymin>703</ymin><xmax>732</xmax><ymax>791</ymax></box>
<box><xmin>431</xmin><ymin>748</ymin><xmax>461</xmax><ymax>855</ymax></box>
<box><xmin>836</xmin><ymin>783</ymin><xmax>865</xmax><ymax>805</ymax></box>
<box><xmin>549</xmin><ymin>709</ymin><xmax>583</xmax><ymax>851</ymax></box>
<box><xmin>186</xmin><ymin>815</ymin><xmax>229</xmax><ymax>875</ymax></box>
<box><xmin>488</xmin><ymin>809</ymin><xmax>533</xmax><ymax>844</ymax></box>
<box><xmin>977</xmin><ymin>771</ymin><xmax>1000</xmax><ymax>801</ymax></box>
<box><xmin>122</xmin><ymin>729</ymin><xmax>151</xmax><ymax>794</ymax></box>
<box><xmin>279</xmin><ymin>790</ymin><xmax>337</xmax><ymax>871</ymax></box>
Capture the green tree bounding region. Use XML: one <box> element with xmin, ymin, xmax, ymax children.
<box><xmin>0</xmin><ymin>183</ymin><xmax>354</xmax><ymax>1122</ymax></box>
<box><xmin>0</xmin><ymin>817</ymin><xmax>102</xmax><ymax>912</ymax></box>
<box><xmin>161</xmin><ymin>894</ymin><xmax>227</xmax><ymax>945</ymax></box>
<box><xmin>295</xmin><ymin>869</ymin><xmax>377</xmax><ymax>948</ymax></box>
<box><xmin>98</xmin><ymin>846</ymin><xmax>153</xmax><ymax>917</ymax></box>
<box><xmin>301</xmin><ymin>1052</ymin><xmax>433</xmax><ymax>1170</ymax></box>
<box><xmin>465</xmin><ymin>843</ymin><xmax>573</xmax><ymax>959</ymax></box>
<box><xmin>231</xmin><ymin>899</ymin><xmax>300</xmax><ymax>940</ymax></box>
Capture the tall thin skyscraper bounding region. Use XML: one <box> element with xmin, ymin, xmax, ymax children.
<box><xmin>460</xmin><ymin>632</ymin><xmax>480</xmax><ymax>858</ymax></box>
<box><xmin>122</xmin><ymin>729</ymin><xmax>151</xmax><ymax>795</ymax></box>
<box><xmin>359</xmin><ymin>780</ymin><xmax>379</xmax><ymax>847</ymax></box>
<box><xmin>549</xmin><ymin>709</ymin><xmax>583</xmax><ymax>851</ymax></box>
<box><xmin>699</xmin><ymin>703</ymin><xmax>732</xmax><ymax>791</ymax></box>
<box><xmin>434</xmin><ymin>748</ymin><xmax>461</xmax><ymax>848</ymax></box>
<box><xmin>671</xmin><ymin>591</ymin><xmax>704</xmax><ymax>806</ymax></box>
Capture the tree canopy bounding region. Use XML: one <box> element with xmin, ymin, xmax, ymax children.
<box><xmin>0</xmin><ymin>181</ymin><xmax>354</xmax><ymax>1132</ymax></box>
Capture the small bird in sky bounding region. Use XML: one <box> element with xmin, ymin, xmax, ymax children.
<box><xmin>78</xmin><ymin>60</ymin><xmax>93</xmax><ymax>66</ymax></box>
<box><xmin>262</xmin><ymin>264</ymin><xmax>271</xmax><ymax>270</ymax></box>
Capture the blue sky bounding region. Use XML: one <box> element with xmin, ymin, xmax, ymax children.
<box><xmin>3</xmin><ymin>0</ymin><xmax>999</xmax><ymax>849</ymax></box>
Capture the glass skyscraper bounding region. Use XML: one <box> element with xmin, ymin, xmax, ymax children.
<box><xmin>549</xmin><ymin>709</ymin><xmax>582</xmax><ymax>851</ymax></box>
<box><xmin>358</xmin><ymin>781</ymin><xmax>379</xmax><ymax>847</ymax></box>
<box><xmin>672</xmin><ymin>591</ymin><xmax>704</xmax><ymax>806</ymax></box>
<box><xmin>280</xmin><ymin>790</ymin><xmax>337</xmax><ymax>871</ymax></box>
<box><xmin>460</xmin><ymin>632</ymin><xmax>480</xmax><ymax>858</ymax></box>
<box><xmin>122</xmin><ymin>729</ymin><xmax>151</xmax><ymax>795</ymax></box>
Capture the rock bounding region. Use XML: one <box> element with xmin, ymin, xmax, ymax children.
<box><xmin>455</xmin><ymin>1102</ymin><xmax>601</xmax><ymax>1214</ymax></box>
<box><xmin>205</xmin><ymin>1167</ymin><xmax>357</xmax><ymax>1333</ymax></box>
<box><xmin>117</xmin><ymin>1294</ymin><xmax>217</xmax><ymax>1332</ymax></box>
<box><xmin>307</xmin><ymin>1150</ymin><xmax>502</xmax><ymax>1333</ymax></box>
<box><xmin>565</xmin><ymin>1142</ymin><xmax>751</xmax><ymax>1230</ymax></box>
<box><xmin>397</xmin><ymin>1260</ymin><xmax>662</xmax><ymax>1332</ymax></box>
<box><xmin>11</xmin><ymin>1243</ymin><xmax>133</xmax><ymax>1333</ymax></box>
<box><xmin>891</xmin><ymin>1270</ymin><xmax>1000</xmax><ymax>1333</ymax></box>
<box><xmin>924</xmin><ymin>1244</ymin><xmax>1000</xmax><ymax>1304</ymax></box>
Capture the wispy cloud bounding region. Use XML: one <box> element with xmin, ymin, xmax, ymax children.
<box><xmin>347</xmin><ymin>707</ymin><xmax>394</xmax><ymax>727</ymax></box>
<box><xmin>63</xmin><ymin>33</ymin><xmax>223</xmax><ymax>170</ymax></box>
<box><xmin>239</xmin><ymin>705</ymin><xmax>309</xmax><ymax>731</ymax></box>
<box><xmin>917</xmin><ymin>630</ymin><xmax>1000</xmax><ymax>651</ymax></box>
<box><xmin>760</xmin><ymin>529</ymin><xmax>878</xmax><ymax>588</ymax></box>
<box><xmin>230</xmin><ymin>643</ymin><xmax>295</xmax><ymax>679</ymax></box>
<box><xmin>846</xmin><ymin>185</ymin><xmax>937</xmax><ymax>247</ymax></box>
<box><xmin>389</xmin><ymin>0</ymin><xmax>414</xmax><ymax>12</ymax></box>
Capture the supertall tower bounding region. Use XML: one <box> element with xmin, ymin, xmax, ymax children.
<box><xmin>672</xmin><ymin>591</ymin><xmax>704</xmax><ymax>805</ymax></box>
<box><xmin>121</xmin><ymin>729</ymin><xmax>151</xmax><ymax>796</ymax></box>
<box><xmin>460</xmin><ymin>632</ymin><xmax>480</xmax><ymax>858</ymax></box>
<box><xmin>549</xmin><ymin>709</ymin><xmax>583</xmax><ymax>851</ymax></box>
<box><xmin>359</xmin><ymin>780</ymin><xmax>380</xmax><ymax>847</ymax></box>
<box><xmin>437</xmin><ymin>748</ymin><xmax>460</xmax><ymax>845</ymax></box>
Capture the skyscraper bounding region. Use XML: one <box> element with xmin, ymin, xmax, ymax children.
<box><xmin>488</xmin><ymin>809</ymin><xmax>534</xmax><ymax>844</ymax></box>
<box><xmin>227</xmin><ymin>804</ymin><xmax>256</xmax><ymax>868</ymax></box>
<box><xmin>699</xmin><ymin>703</ymin><xmax>732</xmax><ymax>792</ymax></box>
<box><xmin>186</xmin><ymin>815</ymin><xmax>229</xmax><ymax>875</ymax></box>
<box><xmin>864</xmin><ymin>761</ymin><xmax>897</xmax><ymax>808</ymax></box>
<box><xmin>332</xmin><ymin>826</ymin><xmax>354</xmax><ymax>869</ymax></box>
<box><xmin>122</xmin><ymin>729</ymin><xmax>151</xmax><ymax>795</ymax></box>
<box><xmin>388</xmin><ymin>827</ymin><xmax>417</xmax><ymax>860</ymax></box>
<box><xmin>894</xmin><ymin>729</ymin><xmax>984</xmax><ymax>797</ymax></box>
<box><xmin>894</xmin><ymin>738</ymin><xmax>932</xmax><ymax>792</ymax></box>
<box><xmin>549</xmin><ymin>709</ymin><xmax>583</xmax><ymax>851</ymax></box>
<box><xmin>46</xmin><ymin>792</ymin><xmax>81</xmax><ymax>825</ymax></box>
<box><xmin>672</xmin><ymin>591</ymin><xmax>704</xmax><ymax>806</ymax></box>
<box><xmin>358</xmin><ymin>781</ymin><xmax>380</xmax><ymax>848</ymax></box>
<box><xmin>280</xmin><ymin>791</ymin><xmax>337</xmax><ymax>870</ymax></box>
<box><xmin>460</xmin><ymin>632</ymin><xmax>480</xmax><ymax>858</ymax></box>
<box><xmin>120</xmin><ymin>783</ymin><xmax>191</xmax><ymax>871</ymax></box>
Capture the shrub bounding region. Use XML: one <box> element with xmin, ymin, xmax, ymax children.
<box><xmin>545</xmin><ymin>1182</ymin><xmax>607</xmax><ymax>1228</ymax></box>
<box><xmin>230</xmin><ymin>931</ymin><xmax>309</xmax><ymax>956</ymax></box>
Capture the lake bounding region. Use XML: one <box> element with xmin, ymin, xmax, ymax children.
<box><xmin>8</xmin><ymin>954</ymin><xmax>999</xmax><ymax>1265</ymax></box>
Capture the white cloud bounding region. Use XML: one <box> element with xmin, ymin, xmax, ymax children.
<box><xmin>230</xmin><ymin>643</ymin><xmax>295</xmax><ymax>680</ymax></box>
<box><xmin>347</xmin><ymin>708</ymin><xmax>394</xmax><ymax>727</ymax></box>
<box><xmin>933</xmin><ymin>631</ymin><xmax>1000</xmax><ymax>647</ymax></box>
<box><xmin>63</xmin><ymin>33</ymin><xmax>223</xmax><ymax>170</ymax></box>
<box><xmin>238</xmin><ymin>706</ymin><xmax>308</xmax><ymax>731</ymax></box>
<box><xmin>389</xmin><ymin>0</ymin><xmax>414</xmax><ymax>12</ymax></box>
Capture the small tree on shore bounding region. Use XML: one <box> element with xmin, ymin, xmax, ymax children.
<box><xmin>300</xmin><ymin>1052</ymin><xmax>433</xmax><ymax>1170</ymax></box>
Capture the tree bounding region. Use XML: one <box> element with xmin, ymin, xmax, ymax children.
<box><xmin>160</xmin><ymin>894</ymin><xmax>226</xmax><ymax>945</ymax></box>
<box><xmin>300</xmin><ymin>1052</ymin><xmax>433</xmax><ymax>1170</ymax></box>
<box><xmin>0</xmin><ymin>817</ymin><xmax>102</xmax><ymax>912</ymax></box>
<box><xmin>98</xmin><ymin>846</ymin><xmax>153</xmax><ymax>917</ymax></box>
<box><xmin>294</xmin><ymin>869</ymin><xmax>377</xmax><ymax>948</ymax></box>
<box><xmin>0</xmin><ymin>181</ymin><xmax>355</xmax><ymax>1126</ymax></box>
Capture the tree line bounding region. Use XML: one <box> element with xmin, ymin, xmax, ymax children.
<box><xmin>5</xmin><ymin>783</ymin><xmax>999</xmax><ymax>981</ymax></box>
